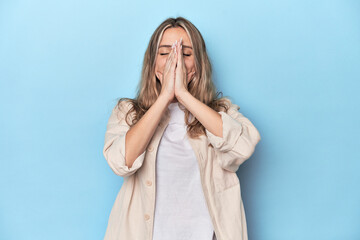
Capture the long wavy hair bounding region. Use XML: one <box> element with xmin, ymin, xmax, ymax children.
<box><xmin>116</xmin><ymin>16</ymin><xmax>234</xmax><ymax>139</ymax></box>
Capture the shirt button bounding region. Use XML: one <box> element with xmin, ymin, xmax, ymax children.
<box><xmin>148</xmin><ymin>146</ymin><xmax>154</xmax><ymax>152</ymax></box>
<box><xmin>146</xmin><ymin>180</ymin><xmax>152</xmax><ymax>186</ymax></box>
<box><xmin>144</xmin><ymin>214</ymin><xmax>150</xmax><ymax>221</ymax></box>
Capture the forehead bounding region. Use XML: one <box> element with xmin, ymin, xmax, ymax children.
<box><xmin>159</xmin><ymin>27</ymin><xmax>193</xmax><ymax>50</ymax></box>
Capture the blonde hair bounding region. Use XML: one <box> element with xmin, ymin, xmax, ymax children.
<box><xmin>116</xmin><ymin>16</ymin><xmax>234</xmax><ymax>139</ymax></box>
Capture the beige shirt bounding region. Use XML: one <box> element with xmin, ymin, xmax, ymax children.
<box><xmin>103</xmin><ymin>97</ymin><xmax>261</xmax><ymax>240</ymax></box>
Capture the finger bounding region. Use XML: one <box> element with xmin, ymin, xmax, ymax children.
<box><xmin>176</xmin><ymin>37</ymin><xmax>182</xmax><ymax>55</ymax></box>
<box><xmin>171</xmin><ymin>45</ymin><xmax>177</xmax><ymax>70</ymax></box>
<box><xmin>165</xmin><ymin>48</ymin><xmax>175</xmax><ymax>71</ymax></box>
<box><xmin>175</xmin><ymin>48</ymin><xmax>181</xmax><ymax>75</ymax></box>
<box><xmin>167</xmin><ymin>47</ymin><xmax>175</xmax><ymax>63</ymax></box>
<box><xmin>164</xmin><ymin>42</ymin><xmax>176</xmax><ymax>74</ymax></box>
<box><xmin>177</xmin><ymin>40</ymin><xmax>182</xmax><ymax>66</ymax></box>
<box><xmin>177</xmin><ymin>41</ymin><xmax>185</xmax><ymax>71</ymax></box>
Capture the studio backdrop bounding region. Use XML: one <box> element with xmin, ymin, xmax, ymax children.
<box><xmin>0</xmin><ymin>0</ymin><xmax>359</xmax><ymax>239</ymax></box>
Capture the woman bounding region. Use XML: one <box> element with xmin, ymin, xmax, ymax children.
<box><xmin>103</xmin><ymin>17</ymin><xmax>261</xmax><ymax>240</ymax></box>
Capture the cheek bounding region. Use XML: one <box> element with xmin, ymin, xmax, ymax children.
<box><xmin>185</xmin><ymin>57</ymin><xmax>195</xmax><ymax>71</ymax></box>
<box><xmin>155</xmin><ymin>57</ymin><xmax>167</xmax><ymax>71</ymax></box>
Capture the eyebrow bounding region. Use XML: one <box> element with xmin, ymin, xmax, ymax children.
<box><xmin>159</xmin><ymin>44</ymin><xmax>193</xmax><ymax>49</ymax></box>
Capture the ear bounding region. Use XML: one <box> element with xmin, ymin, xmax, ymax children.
<box><xmin>156</xmin><ymin>71</ymin><xmax>163</xmax><ymax>83</ymax></box>
<box><xmin>156</xmin><ymin>71</ymin><xmax>161</xmax><ymax>79</ymax></box>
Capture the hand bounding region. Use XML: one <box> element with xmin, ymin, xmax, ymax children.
<box><xmin>158</xmin><ymin>42</ymin><xmax>177</xmax><ymax>103</ymax></box>
<box><xmin>174</xmin><ymin>38</ymin><xmax>195</xmax><ymax>98</ymax></box>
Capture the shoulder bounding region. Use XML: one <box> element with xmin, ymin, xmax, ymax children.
<box><xmin>116</xmin><ymin>99</ymin><xmax>133</xmax><ymax>112</ymax></box>
<box><xmin>112</xmin><ymin>99</ymin><xmax>134</xmax><ymax>122</ymax></box>
<box><xmin>221</xmin><ymin>97</ymin><xmax>241</xmax><ymax>117</ymax></box>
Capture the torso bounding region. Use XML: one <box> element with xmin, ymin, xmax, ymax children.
<box><xmin>152</xmin><ymin>101</ymin><xmax>215</xmax><ymax>240</ymax></box>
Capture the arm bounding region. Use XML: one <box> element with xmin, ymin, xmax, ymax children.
<box><xmin>177</xmin><ymin>91</ymin><xmax>261</xmax><ymax>173</ymax></box>
<box><xmin>103</xmin><ymin>95</ymin><xmax>170</xmax><ymax>177</ymax></box>
<box><xmin>204</xmin><ymin>102</ymin><xmax>261</xmax><ymax>172</ymax></box>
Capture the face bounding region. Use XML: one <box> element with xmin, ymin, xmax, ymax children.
<box><xmin>155</xmin><ymin>27</ymin><xmax>195</xmax><ymax>85</ymax></box>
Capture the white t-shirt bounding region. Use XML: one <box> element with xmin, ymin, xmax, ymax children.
<box><xmin>152</xmin><ymin>101</ymin><xmax>217</xmax><ymax>240</ymax></box>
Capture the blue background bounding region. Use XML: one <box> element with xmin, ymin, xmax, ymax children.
<box><xmin>1</xmin><ymin>0</ymin><xmax>359</xmax><ymax>239</ymax></box>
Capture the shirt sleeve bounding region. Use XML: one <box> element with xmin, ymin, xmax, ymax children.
<box><xmin>205</xmin><ymin>100</ymin><xmax>261</xmax><ymax>172</ymax></box>
<box><xmin>103</xmin><ymin>100</ymin><xmax>146</xmax><ymax>177</ymax></box>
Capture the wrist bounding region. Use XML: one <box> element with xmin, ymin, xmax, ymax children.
<box><xmin>158</xmin><ymin>93</ymin><xmax>173</xmax><ymax>105</ymax></box>
<box><xmin>176</xmin><ymin>90</ymin><xmax>189</xmax><ymax>104</ymax></box>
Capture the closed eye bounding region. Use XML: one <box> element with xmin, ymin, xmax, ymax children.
<box><xmin>160</xmin><ymin>53</ymin><xmax>191</xmax><ymax>56</ymax></box>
